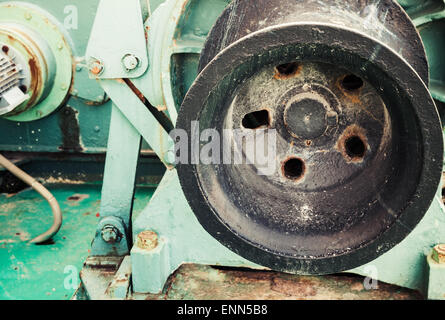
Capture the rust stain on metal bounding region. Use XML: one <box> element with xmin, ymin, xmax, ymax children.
<box><xmin>26</xmin><ymin>57</ymin><xmax>41</xmax><ymax>108</ymax></box>
<box><xmin>274</xmin><ymin>63</ymin><xmax>302</xmax><ymax>80</ymax></box>
<box><xmin>139</xmin><ymin>264</ymin><xmax>424</xmax><ymax>300</ymax></box>
<box><xmin>271</xmin><ymin>277</ymin><xmax>318</xmax><ymax>297</ymax></box>
<box><xmin>336</xmin><ymin>124</ymin><xmax>369</xmax><ymax>163</ymax></box>
<box><xmin>336</xmin><ymin>75</ymin><xmax>362</xmax><ymax>104</ymax></box>
<box><xmin>432</xmin><ymin>244</ymin><xmax>445</xmax><ymax>264</ymax></box>
<box><xmin>124</xmin><ymin>78</ymin><xmax>146</xmax><ymax>103</ymax></box>
<box><xmin>90</xmin><ymin>65</ymin><xmax>102</xmax><ymax>76</ymax></box>
<box><xmin>137</xmin><ymin>231</ymin><xmax>158</xmax><ymax>250</ymax></box>
<box><xmin>18</xmin><ymin>25</ymin><xmax>51</xmax><ymax>74</ymax></box>
<box><xmin>115</xmin><ymin>273</ymin><xmax>130</xmax><ymax>284</ymax></box>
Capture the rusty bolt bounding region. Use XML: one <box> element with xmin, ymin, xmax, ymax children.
<box><xmin>432</xmin><ymin>244</ymin><xmax>445</xmax><ymax>264</ymax></box>
<box><xmin>122</xmin><ymin>54</ymin><xmax>140</xmax><ymax>71</ymax></box>
<box><xmin>89</xmin><ymin>60</ymin><xmax>104</xmax><ymax>76</ymax></box>
<box><xmin>137</xmin><ymin>231</ymin><xmax>158</xmax><ymax>250</ymax></box>
<box><xmin>101</xmin><ymin>225</ymin><xmax>122</xmax><ymax>244</ymax></box>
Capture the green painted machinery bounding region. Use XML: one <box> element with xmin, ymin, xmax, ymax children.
<box><xmin>0</xmin><ymin>0</ymin><xmax>445</xmax><ymax>300</ymax></box>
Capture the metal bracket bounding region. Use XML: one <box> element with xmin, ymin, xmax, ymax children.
<box><xmin>91</xmin><ymin>216</ymin><xmax>130</xmax><ymax>257</ymax></box>
<box><xmin>100</xmin><ymin>79</ymin><xmax>174</xmax><ymax>167</ymax></box>
<box><xmin>90</xmin><ymin>104</ymin><xmax>141</xmax><ymax>256</ymax></box>
<box><xmin>91</xmin><ymin>79</ymin><xmax>175</xmax><ymax>255</ymax></box>
<box><xmin>86</xmin><ymin>0</ymin><xmax>149</xmax><ymax>79</ymax></box>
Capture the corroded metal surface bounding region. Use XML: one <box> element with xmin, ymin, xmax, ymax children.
<box><xmin>132</xmin><ymin>264</ymin><xmax>423</xmax><ymax>300</ymax></box>
<box><xmin>137</xmin><ymin>231</ymin><xmax>159</xmax><ymax>250</ymax></box>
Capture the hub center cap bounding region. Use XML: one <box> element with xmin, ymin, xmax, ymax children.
<box><xmin>285</xmin><ymin>97</ymin><xmax>327</xmax><ymax>139</ymax></box>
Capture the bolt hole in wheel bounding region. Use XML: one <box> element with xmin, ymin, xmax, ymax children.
<box><xmin>274</xmin><ymin>62</ymin><xmax>301</xmax><ymax>79</ymax></box>
<box><xmin>242</xmin><ymin>110</ymin><xmax>270</xmax><ymax>129</ymax></box>
<box><xmin>341</xmin><ymin>74</ymin><xmax>364</xmax><ymax>91</ymax></box>
<box><xmin>345</xmin><ymin>136</ymin><xmax>366</xmax><ymax>159</ymax></box>
<box><xmin>283</xmin><ymin>158</ymin><xmax>305</xmax><ymax>181</ymax></box>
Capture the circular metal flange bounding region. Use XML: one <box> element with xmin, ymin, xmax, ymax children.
<box><xmin>176</xmin><ymin>20</ymin><xmax>443</xmax><ymax>275</ymax></box>
<box><xmin>0</xmin><ymin>2</ymin><xmax>73</xmax><ymax>122</ymax></box>
<box><xmin>0</xmin><ymin>25</ymin><xmax>56</xmax><ymax>116</ymax></box>
<box><xmin>144</xmin><ymin>0</ymin><xmax>231</xmax><ymax>124</ymax></box>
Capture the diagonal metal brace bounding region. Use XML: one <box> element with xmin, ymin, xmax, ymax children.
<box><xmin>100</xmin><ymin>79</ymin><xmax>175</xmax><ymax>167</ymax></box>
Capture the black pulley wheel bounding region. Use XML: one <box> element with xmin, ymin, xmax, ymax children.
<box><xmin>176</xmin><ymin>0</ymin><xmax>443</xmax><ymax>274</ymax></box>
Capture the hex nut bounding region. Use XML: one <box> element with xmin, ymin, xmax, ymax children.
<box><xmin>137</xmin><ymin>231</ymin><xmax>158</xmax><ymax>250</ymax></box>
<box><xmin>101</xmin><ymin>225</ymin><xmax>122</xmax><ymax>244</ymax></box>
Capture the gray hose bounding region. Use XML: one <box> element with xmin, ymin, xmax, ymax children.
<box><xmin>0</xmin><ymin>154</ymin><xmax>62</xmax><ymax>244</ymax></box>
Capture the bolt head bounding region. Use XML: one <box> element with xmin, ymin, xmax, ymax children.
<box><xmin>101</xmin><ymin>225</ymin><xmax>122</xmax><ymax>244</ymax></box>
<box><xmin>432</xmin><ymin>244</ymin><xmax>445</xmax><ymax>264</ymax></box>
<box><xmin>89</xmin><ymin>60</ymin><xmax>104</xmax><ymax>76</ymax></box>
<box><xmin>122</xmin><ymin>54</ymin><xmax>140</xmax><ymax>71</ymax></box>
<box><xmin>137</xmin><ymin>231</ymin><xmax>158</xmax><ymax>250</ymax></box>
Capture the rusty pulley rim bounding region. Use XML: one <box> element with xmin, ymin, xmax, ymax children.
<box><xmin>177</xmin><ymin>23</ymin><xmax>443</xmax><ymax>275</ymax></box>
